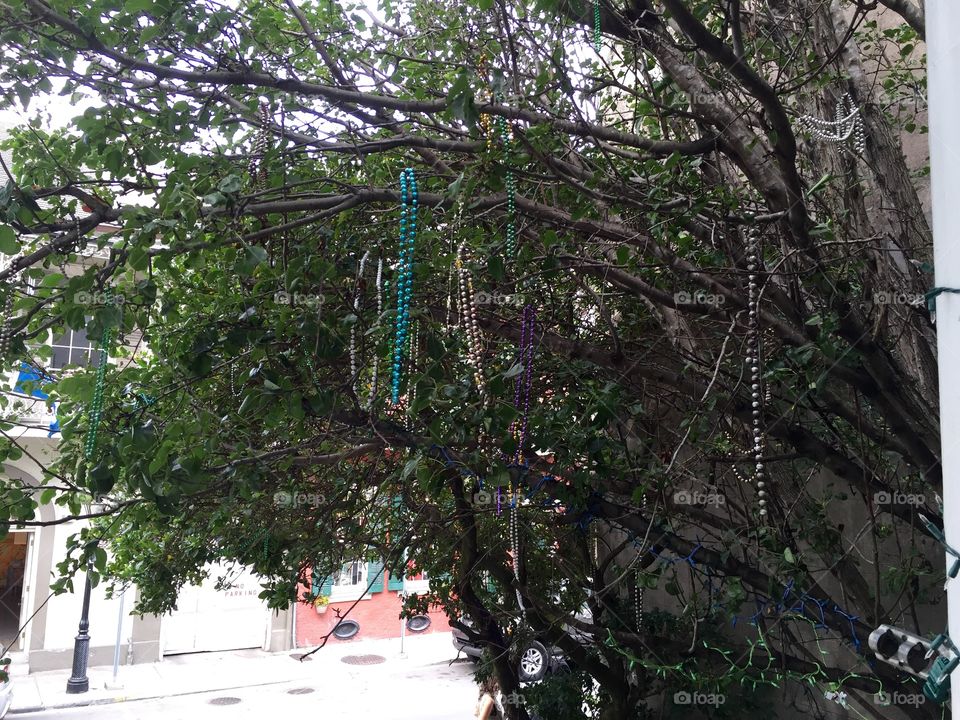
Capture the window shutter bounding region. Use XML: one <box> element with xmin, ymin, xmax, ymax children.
<box><xmin>387</xmin><ymin>564</ymin><xmax>405</xmax><ymax>591</ymax></box>
<box><xmin>388</xmin><ymin>496</ymin><xmax>406</xmax><ymax>591</ymax></box>
<box><xmin>312</xmin><ymin>568</ymin><xmax>334</xmax><ymax>597</ymax></box>
<box><xmin>367</xmin><ymin>561</ymin><xmax>385</xmax><ymax>593</ymax></box>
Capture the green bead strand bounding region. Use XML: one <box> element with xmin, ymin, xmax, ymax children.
<box><xmin>594</xmin><ymin>0</ymin><xmax>601</xmax><ymax>52</ymax></box>
<box><xmin>494</xmin><ymin>112</ymin><xmax>518</xmax><ymax>257</ymax></box>
<box><xmin>83</xmin><ymin>324</ymin><xmax>114</xmax><ymax>460</ymax></box>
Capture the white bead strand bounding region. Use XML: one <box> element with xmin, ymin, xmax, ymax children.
<box><xmin>795</xmin><ymin>92</ymin><xmax>866</xmax><ymax>156</ymax></box>
<box><xmin>366</xmin><ymin>256</ymin><xmax>383</xmax><ymax>412</ymax></box>
<box><xmin>510</xmin><ymin>497</ymin><xmax>524</xmax><ymax>615</ymax></box>
<box><xmin>746</xmin><ymin>228</ymin><xmax>767</xmax><ymax>518</ymax></box>
<box><xmin>0</xmin><ymin>283</ymin><xmax>14</xmax><ymax>359</ymax></box>
<box><xmin>350</xmin><ymin>251</ymin><xmax>370</xmax><ymax>400</ymax></box>
<box><xmin>456</xmin><ymin>244</ymin><xmax>485</xmax><ymax>394</ymax></box>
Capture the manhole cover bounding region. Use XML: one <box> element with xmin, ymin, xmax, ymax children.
<box><xmin>209</xmin><ymin>697</ymin><xmax>242</xmax><ymax>706</ymax></box>
<box><xmin>341</xmin><ymin>654</ymin><xmax>386</xmax><ymax>665</ymax></box>
<box><xmin>287</xmin><ymin>687</ymin><xmax>315</xmax><ymax>695</ymax></box>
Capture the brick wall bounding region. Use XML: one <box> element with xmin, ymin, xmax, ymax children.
<box><xmin>295</xmin><ymin>568</ymin><xmax>451</xmax><ymax>646</ymax></box>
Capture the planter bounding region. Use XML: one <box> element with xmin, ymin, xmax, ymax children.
<box><xmin>315</xmin><ymin>604</ymin><xmax>328</xmax><ymax>615</ymax></box>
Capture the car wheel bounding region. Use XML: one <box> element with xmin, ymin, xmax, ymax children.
<box><xmin>518</xmin><ymin>640</ymin><xmax>549</xmax><ymax>682</ymax></box>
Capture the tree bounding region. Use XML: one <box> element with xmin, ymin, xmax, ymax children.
<box><xmin>0</xmin><ymin>0</ymin><xmax>940</xmax><ymax>717</ymax></box>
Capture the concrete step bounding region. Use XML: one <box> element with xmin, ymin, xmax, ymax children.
<box><xmin>5</xmin><ymin>651</ymin><xmax>29</xmax><ymax>676</ymax></box>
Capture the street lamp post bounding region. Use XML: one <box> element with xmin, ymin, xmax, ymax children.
<box><xmin>65</xmin><ymin>556</ymin><xmax>94</xmax><ymax>694</ymax></box>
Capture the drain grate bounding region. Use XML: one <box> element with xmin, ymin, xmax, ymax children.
<box><xmin>287</xmin><ymin>687</ymin><xmax>315</xmax><ymax>695</ymax></box>
<box><xmin>341</xmin><ymin>654</ymin><xmax>386</xmax><ymax>665</ymax></box>
<box><xmin>209</xmin><ymin>697</ymin><xmax>242</xmax><ymax>706</ymax></box>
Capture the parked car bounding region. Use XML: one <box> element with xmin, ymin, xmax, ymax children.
<box><xmin>452</xmin><ymin>604</ymin><xmax>593</xmax><ymax>683</ymax></box>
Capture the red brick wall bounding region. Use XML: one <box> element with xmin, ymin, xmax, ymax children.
<box><xmin>295</xmin><ymin>568</ymin><xmax>451</xmax><ymax>646</ymax></box>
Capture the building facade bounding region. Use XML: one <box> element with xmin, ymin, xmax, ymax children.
<box><xmin>294</xmin><ymin>562</ymin><xmax>450</xmax><ymax>647</ymax></box>
<box><xmin>0</xmin><ymin>129</ymin><xmax>292</xmax><ymax>671</ymax></box>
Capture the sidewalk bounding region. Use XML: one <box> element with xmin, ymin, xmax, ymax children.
<box><xmin>10</xmin><ymin>632</ymin><xmax>464</xmax><ymax>714</ymax></box>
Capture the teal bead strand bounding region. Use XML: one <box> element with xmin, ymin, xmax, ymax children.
<box><xmin>391</xmin><ymin>168</ymin><xmax>417</xmax><ymax>404</ymax></box>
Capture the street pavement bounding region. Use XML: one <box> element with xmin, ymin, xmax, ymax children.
<box><xmin>10</xmin><ymin>633</ymin><xmax>479</xmax><ymax>718</ymax></box>
<box><xmin>18</xmin><ymin>661</ymin><xmax>475</xmax><ymax>719</ymax></box>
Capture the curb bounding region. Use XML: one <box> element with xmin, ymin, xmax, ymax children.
<box><xmin>8</xmin><ymin>676</ymin><xmax>299</xmax><ymax>714</ymax></box>
<box><xmin>8</xmin><ymin>642</ymin><xmax>464</xmax><ymax>713</ymax></box>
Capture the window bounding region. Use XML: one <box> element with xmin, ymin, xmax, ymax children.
<box><xmin>50</xmin><ymin>328</ymin><xmax>100</xmax><ymax>369</ymax></box>
<box><xmin>328</xmin><ymin>561</ymin><xmax>369</xmax><ymax>602</ymax></box>
<box><xmin>332</xmin><ymin>619</ymin><xmax>360</xmax><ymax>640</ymax></box>
<box><xmin>404</xmin><ymin>569</ymin><xmax>430</xmax><ymax>595</ymax></box>
<box><xmin>314</xmin><ymin>560</ymin><xmax>383</xmax><ymax>602</ymax></box>
<box><xmin>406</xmin><ymin>615</ymin><xmax>431</xmax><ymax>632</ymax></box>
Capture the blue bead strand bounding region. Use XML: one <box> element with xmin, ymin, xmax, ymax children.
<box><xmin>391</xmin><ymin>168</ymin><xmax>417</xmax><ymax>403</ymax></box>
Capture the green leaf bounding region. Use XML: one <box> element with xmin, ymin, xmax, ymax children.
<box><xmin>503</xmin><ymin>362</ymin><xmax>524</xmax><ymax>379</ymax></box>
<box><xmin>401</xmin><ymin>454</ymin><xmax>420</xmax><ymax>481</ymax></box>
<box><xmin>236</xmin><ymin>245</ymin><xmax>268</xmax><ymax>276</ymax></box>
<box><xmin>125</xmin><ymin>0</ymin><xmax>154</xmax><ymax>12</ymax></box>
<box><xmin>218</xmin><ymin>174</ymin><xmax>242</xmax><ymax>193</ymax></box>
<box><xmin>784</xmin><ymin>547</ymin><xmax>795</xmax><ymax>564</ymax></box>
<box><xmin>0</xmin><ymin>226</ymin><xmax>19</xmax><ymax>255</ymax></box>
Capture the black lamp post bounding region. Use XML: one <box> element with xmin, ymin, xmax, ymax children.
<box><xmin>65</xmin><ymin>556</ymin><xmax>94</xmax><ymax>694</ymax></box>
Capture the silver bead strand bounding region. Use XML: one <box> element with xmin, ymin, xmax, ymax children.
<box><xmin>510</xmin><ymin>496</ymin><xmax>524</xmax><ymax>616</ymax></box>
<box><xmin>350</xmin><ymin>251</ymin><xmax>370</xmax><ymax>399</ymax></box>
<box><xmin>746</xmin><ymin>228</ymin><xmax>767</xmax><ymax>518</ymax></box>
<box><xmin>456</xmin><ymin>244</ymin><xmax>485</xmax><ymax>394</ymax></box>
<box><xmin>0</xmin><ymin>283</ymin><xmax>14</xmax><ymax>359</ymax></box>
<box><xmin>366</xmin><ymin>256</ymin><xmax>383</xmax><ymax>412</ymax></box>
<box><xmin>635</xmin><ymin>492</ymin><xmax>647</xmax><ymax>632</ymax></box>
<box><xmin>407</xmin><ymin>320</ymin><xmax>418</xmax><ymax>417</ymax></box>
<box><xmin>795</xmin><ymin>92</ymin><xmax>865</xmax><ymax>155</ymax></box>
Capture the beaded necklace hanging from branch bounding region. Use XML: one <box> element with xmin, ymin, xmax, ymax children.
<box><xmin>84</xmin><ymin>298</ymin><xmax>116</xmax><ymax>461</ymax></box>
<box><xmin>249</xmin><ymin>101</ymin><xmax>272</xmax><ymax>187</ymax></box>
<box><xmin>391</xmin><ymin>168</ymin><xmax>417</xmax><ymax>406</ymax></box>
<box><xmin>745</xmin><ymin>229</ymin><xmax>768</xmax><ymax>519</ymax></box>
<box><xmin>509</xmin><ymin>305</ymin><xmax>536</xmax><ymax>617</ymax></box>
<box><xmin>0</xmin><ymin>276</ymin><xmax>16</xmax><ymax>360</ymax></box>
<box><xmin>478</xmin><ymin>55</ymin><xmax>517</xmax><ymax>258</ymax></box>
<box><xmin>350</xmin><ymin>250</ymin><xmax>370</xmax><ymax>401</ymax></box>
<box><xmin>511</xmin><ymin>304</ymin><xmax>536</xmax><ymax>466</ymax></box>
<box><xmin>456</xmin><ymin>244</ymin><xmax>485</xmax><ymax>395</ymax></box>
<box><xmin>593</xmin><ymin>0</ymin><xmax>602</xmax><ymax>52</ymax></box>
<box><xmin>634</xmin><ymin>492</ymin><xmax>647</xmax><ymax>632</ymax></box>
<box><xmin>367</xmin><ymin>255</ymin><xmax>383</xmax><ymax>412</ymax></box>
<box><xmin>795</xmin><ymin>93</ymin><xmax>866</xmax><ymax>156</ymax></box>
<box><xmin>408</xmin><ymin>321</ymin><xmax>419</xmax><ymax>414</ymax></box>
